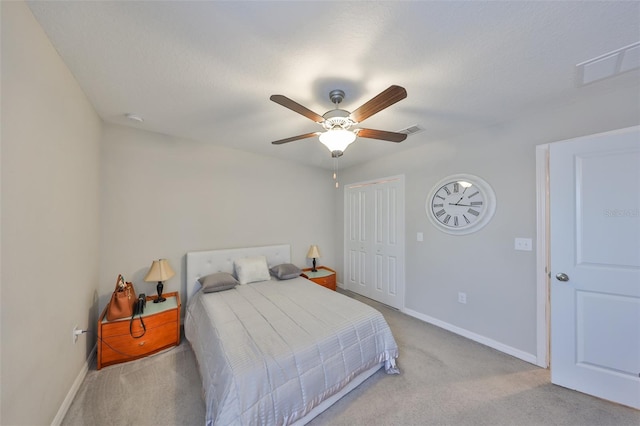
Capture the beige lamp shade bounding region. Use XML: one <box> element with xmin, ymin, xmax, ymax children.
<box><xmin>306</xmin><ymin>245</ymin><xmax>321</xmax><ymax>259</ymax></box>
<box><xmin>144</xmin><ymin>259</ymin><xmax>175</xmax><ymax>282</ymax></box>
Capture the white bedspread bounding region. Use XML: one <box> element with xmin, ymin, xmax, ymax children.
<box><xmin>185</xmin><ymin>277</ymin><xmax>399</xmax><ymax>426</ymax></box>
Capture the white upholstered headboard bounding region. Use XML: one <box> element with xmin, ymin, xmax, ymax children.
<box><xmin>186</xmin><ymin>244</ymin><xmax>291</xmax><ymax>300</ymax></box>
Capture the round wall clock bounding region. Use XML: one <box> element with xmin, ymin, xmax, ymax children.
<box><xmin>425</xmin><ymin>173</ymin><xmax>496</xmax><ymax>235</ymax></box>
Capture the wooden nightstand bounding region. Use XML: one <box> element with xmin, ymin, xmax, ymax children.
<box><xmin>97</xmin><ymin>291</ymin><xmax>181</xmax><ymax>369</ymax></box>
<box><xmin>301</xmin><ymin>266</ymin><xmax>336</xmax><ymax>291</ymax></box>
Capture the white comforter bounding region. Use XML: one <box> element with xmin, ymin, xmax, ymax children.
<box><xmin>185</xmin><ymin>277</ymin><xmax>399</xmax><ymax>426</ymax></box>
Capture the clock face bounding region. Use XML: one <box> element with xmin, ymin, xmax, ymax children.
<box><xmin>426</xmin><ymin>174</ymin><xmax>496</xmax><ymax>235</ymax></box>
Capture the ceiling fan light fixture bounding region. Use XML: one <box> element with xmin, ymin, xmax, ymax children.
<box><xmin>270</xmin><ymin>85</ymin><xmax>408</xmax><ymax>152</ymax></box>
<box><xmin>319</xmin><ymin>129</ymin><xmax>356</xmax><ymax>154</ymax></box>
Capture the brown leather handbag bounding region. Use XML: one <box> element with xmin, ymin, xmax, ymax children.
<box><xmin>106</xmin><ymin>274</ymin><xmax>137</xmax><ymax>321</ymax></box>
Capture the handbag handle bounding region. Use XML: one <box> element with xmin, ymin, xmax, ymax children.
<box><xmin>130</xmin><ymin>311</ymin><xmax>146</xmax><ymax>338</ymax></box>
<box><xmin>117</xmin><ymin>274</ymin><xmax>126</xmax><ymax>290</ymax></box>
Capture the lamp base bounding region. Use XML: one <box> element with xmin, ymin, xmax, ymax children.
<box><xmin>311</xmin><ymin>258</ymin><xmax>317</xmax><ymax>272</ymax></box>
<box><xmin>154</xmin><ymin>281</ymin><xmax>166</xmax><ymax>303</ymax></box>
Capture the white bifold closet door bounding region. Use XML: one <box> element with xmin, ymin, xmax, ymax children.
<box><xmin>344</xmin><ymin>175</ymin><xmax>405</xmax><ymax>309</ymax></box>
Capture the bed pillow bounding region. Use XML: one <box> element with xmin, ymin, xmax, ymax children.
<box><xmin>198</xmin><ymin>272</ymin><xmax>239</xmax><ymax>293</ymax></box>
<box><xmin>234</xmin><ymin>256</ymin><xmax>271</xmax><ymax>284</ymax></box>
<box><xmin>270</xmin><ymin>263</ymin><xmax>301</xmax><ymax>280</ymax></box>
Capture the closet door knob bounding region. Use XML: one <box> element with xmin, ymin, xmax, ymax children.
<box><xmin>555</xmin><ymin>273</ymin><xmax>569</xmax><ymax>282</ymax></box>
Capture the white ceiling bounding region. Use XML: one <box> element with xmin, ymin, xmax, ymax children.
<box><xmin>27</xmin><ymin>1</ymin><xmax>640</xmax><ymax>170</ymax></box>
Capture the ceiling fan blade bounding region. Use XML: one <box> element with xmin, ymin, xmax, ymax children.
<box><xmin>270</xmin><ymin>95</ymin><xmax>325</xmax><ymax>123</ymax></box>
<box><xmin>356</xmin><ymin>128</ymin><xmax>407</xmax><ymax>142</ymax></box>
<box><xmin>349</xmin><ymin>85</ymin><xmax>407</xmax><ymax>123</ymax></box>
<box><xmin>271</xmin><ymin>132</ymin><xmax>320</xmax><ymax>145</ymax></box>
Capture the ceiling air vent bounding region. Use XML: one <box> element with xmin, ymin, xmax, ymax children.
<box><xmin>576</xmin><ymin>41</ymin><xmax>640</xmax><ymax>86</ymax></box>
<box><xmin>398</xmin><ymin>124</ymin><xmax>425</xmax><ymax>136</ymax></box>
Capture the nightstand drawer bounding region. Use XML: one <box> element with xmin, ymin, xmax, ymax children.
<box><xmin>100</xmin><ymin>308</ymin><xmax>177</xmax><ymax>337</ymax></box>
<box><xmin>100</xmin><ymin>321</ymin><xmax>178</xmax><ymax>367</ymax></box>
<box><xmin>98</xmin><ymin>291</ymin><xmax>181</xmax><ymax>369</ymax></box>
<box><xmin>312</xmin><ymin>275</ymin><xmax>335</xmax><ymax>289</ymax></box>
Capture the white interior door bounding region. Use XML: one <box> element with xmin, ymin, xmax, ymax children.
<box><xmin>549</xmin><ymin>126</ymin><xmax>640</xmax><ymax>409</ymax></box>
<box><xmin>345</xmin><ymin>176</ymin><xmax>405</xmax><ymax>309</ymax></box>
<box><xmin>345</xmin><ymin>185</ymin><xmax>370</xmax><ymax>298</ymax></box>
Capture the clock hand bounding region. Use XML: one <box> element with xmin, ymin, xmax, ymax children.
<box><xmin>448</xmin><ymin>203</ymin><xmax>474</xmax><ymax>207</ymax></box>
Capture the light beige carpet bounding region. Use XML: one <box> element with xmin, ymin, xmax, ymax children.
<box><xmin>63</xmin><ymin>291</ymin><xmax>640</xmax><ymax>426</ymax></box>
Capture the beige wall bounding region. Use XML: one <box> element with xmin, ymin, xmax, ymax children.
<box><xmin>335</xmin><ymin>81</ymin><xmax>640</xmax><ymax>358</ymax></box>
<box><xmin>1</xmin><ymin>4</ymin><xmax>337</xmax><ymax>423</ymax></box>
<box><xmin>1</xmin><ymin>5</ymin><xmax>338</xmax><ymax>423</ymax></box>
<box><xmin>99</xmin><ymin>123</ymin><xmax>337</xmax><ymax>315</ymax></box>
<box><xmin>1</xmin><ymin>2</ymin><xmax>102</xmax><ymax>425</ymax></box>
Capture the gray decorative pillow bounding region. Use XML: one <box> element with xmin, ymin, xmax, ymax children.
<box><xmin>198</xmin><ymin>272</ymin><xmax>239</xmax><ymax>293</ymax></box>
<box><xmin>234</xmin><ymin>256</ymin><xmax>271</xmax><ymax>284</ymax></box>
<box><xmin>270</xmin><ymin>263</ymin><xmax>301</xmax><ymax>280</ymax></box>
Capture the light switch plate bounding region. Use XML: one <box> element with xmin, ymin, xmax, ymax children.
<box><xmin>515</xmin><ymin>238</ymin><xmax>532</xmax><ymax>251</ymax></box>
<box><xmin>417</xmin><ymin>232</ymin><xmax>423</xmax><ymax>242</ymax></box>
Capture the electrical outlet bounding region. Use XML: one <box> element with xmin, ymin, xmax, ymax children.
<box><xmin>458</xmin><ymin>292</ymin><xmax>467</xmax><ymax>304</ymax></box>
<box><xmin>72</xmin><ymin>326</ymin><xmax>84</xmax><ymax>344</ymax></box>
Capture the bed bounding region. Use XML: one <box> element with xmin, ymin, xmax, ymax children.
<box><xmin>184</xmin><ymin>244</ymin><xmax>399</xmax><ymax>426</ymax></box>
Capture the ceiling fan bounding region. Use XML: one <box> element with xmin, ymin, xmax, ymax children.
<box><xmin>270</xmin><ymin>85</ymin><xmax>408</xmax><ymax>157</ymax></box>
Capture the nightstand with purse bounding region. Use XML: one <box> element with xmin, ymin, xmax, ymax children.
<box><xmin>97</xmin><ymin>266</ymin><xmax>180</xmax><ymax>369</ymax></box>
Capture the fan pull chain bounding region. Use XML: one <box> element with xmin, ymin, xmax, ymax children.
<box><xmin>333</xmin><ymin>157</ymin><xmax>339</xmax><ymax>189</ymax></box>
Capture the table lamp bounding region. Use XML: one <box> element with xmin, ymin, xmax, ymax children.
<box><xmin>306</xmin><ymin>245</ymin><xmax>321</xmax><ymax>272</ymax></box>
<box><xmin>144</xmin><ymin>258</ymin><xmax>175</xmax><ymax>303</ymax></box>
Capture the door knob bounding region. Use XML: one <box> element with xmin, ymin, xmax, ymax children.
<box><xmin>555</xmin><ymin>273</ymin><xmax>570</xmax><ymax>282</ymax></box>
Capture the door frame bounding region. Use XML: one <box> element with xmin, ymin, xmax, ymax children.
<box><xmin>343</xmin><ymin>174</ymin><xmax>406</xmax><ymax>310</ymax></box>
<box><xmin>535</xmin><ymin>144</ymin><xmax>550</xmax><ymax>368</ymax></box>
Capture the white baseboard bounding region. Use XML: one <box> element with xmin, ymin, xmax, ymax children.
<box><xmin>338</xmin><ymin>284</ymin><xmax>539</xmax><ymax>366</ymax></box>
<box><xmin>51</xmin><ymin>344</ymin><xmax>97</xmax><ymax>426</ymax></box>
<box><xmin>402</xmin><ymin>307</ymin><xmax>538</xmax><ymax>366</ymax></box>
